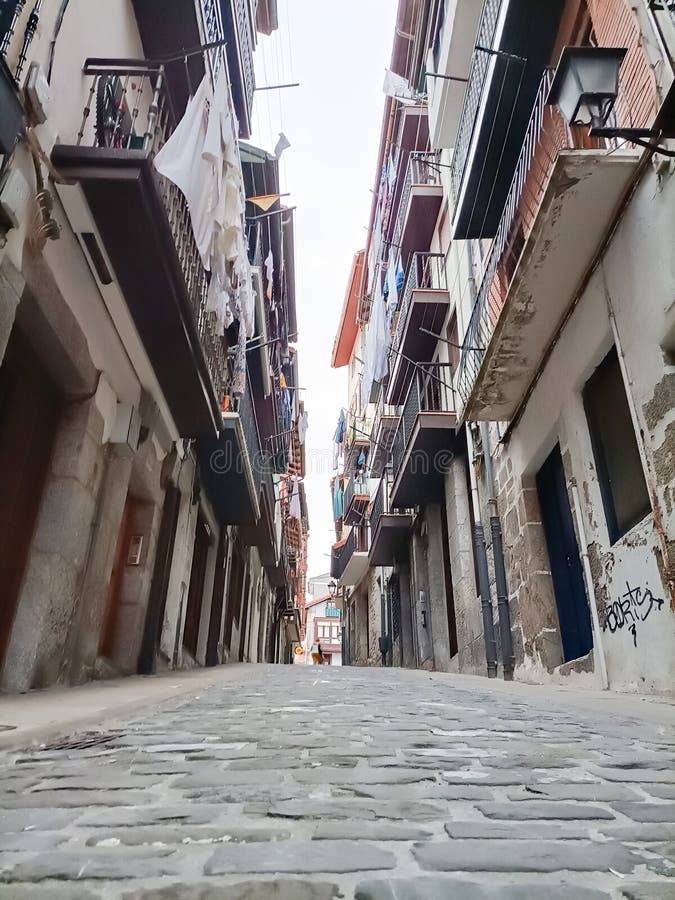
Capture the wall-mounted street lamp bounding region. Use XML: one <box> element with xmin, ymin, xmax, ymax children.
<box><xmin>548</xmin><ymin>45</ymin><xmax>675</xmax><ymax>156</ymax></box>
<box><xmin>328</xmin><ymin>579</ymin><xmax>337</xmax><ymax>598</ymax></box>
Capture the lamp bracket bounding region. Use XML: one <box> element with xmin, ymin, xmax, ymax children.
<box><xmin>589</xmin><ymin>126</ymin><xmax>675</xmax><ymax>157</ymax></box>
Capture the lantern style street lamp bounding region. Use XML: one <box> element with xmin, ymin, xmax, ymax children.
<box><xmin>328</xmin><ymin>579</ymin><xmax>337</xmax><ymax>598</ymax></box>
<box><xmin>548</xmin><ymin>45</ymin><xmax>675</xmax><ymax>155</ymax></box>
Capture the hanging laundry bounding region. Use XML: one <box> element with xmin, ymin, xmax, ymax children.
<box><xmin>154</xmin><ymin>75</ymin><xmax>217</xmax><ymax>267</ymax></box>
<box><xmin>289</xmin><ymin>477</ymin><xmax>302</xmax><ymax>520</ymax></box>
<box><xmin>297</xmin><ymin>410</ymin><xmax>308</xmax><ymax>444</ymax></box>
<box><xmin>387</xmin><ymin>245</ymin><xmax>399</xmax><ymax>312</ymax></box>
<box><xmin>334</xmin><ymin>409</ymin><xmax>346</xmax><ymax>445</ymax></box>
<box><xmin>357</xmin><ymin>449</ymin><xmax>366</xmax><ymax>469</ymax></box>
<box><xmin>383</xmin><ymin>69</ymin><xmax>415</xmax><ymax>103</ymax></box>
<box><xmin>274</xmin><ymin>132</ymin><xmax>291</xmax><ymax>159</ymax></box>
<box><xmin>333</xmin><ymin>479</ymin><xmax>343</xmax><ymax>519</ymax></box>
<box><xmin>265</xmin><ymin>250</ymin><xmax>274</xmax><ymax>301</ymax></box>
<box><xmin>231</xmin><ymin>317</ymin><xmax>247</xmax><ymax>398</ymax></box>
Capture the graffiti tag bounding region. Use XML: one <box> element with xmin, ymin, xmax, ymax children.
<box><xmin>602</xmin><ymin>581</ymin><xmax>665</xmax><ymax>648</ymax></box>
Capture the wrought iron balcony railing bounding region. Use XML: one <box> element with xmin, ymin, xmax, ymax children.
<box><xmin>392</xmin><ymin>151</ymin><xmax>442</xmax><ymax>249</ymax></box>
<box><xmin>73</xmin><ymin>59</ymin><xmax>229</xmax><ymax>408</ymax></box>
<box><xmin>392</xmin><ymin>252</ymin><xmax>447</xmax><ymax>353</ymax></box>
<box><xmin>331</xmin><ymin>527</ymin><xmax>368</xmax><ymax>581</ymax></box>
<box><xmin>449</xmin><ymin>0</ymin><xmax>502</xmax><ymax>205</ymax></box>
<box><xmin>370</xmin><ymin>477</ymin><xmax>386</xmax><ymax>530</ymax></box>
<box><xmin>344</xmin><ymin>474</ymin><xmax>369</xmax><ymax>519</ymax></box>
<box><xmin>237</xmin><ymin>377</ymin><xmax>263</xmax><ymax>495</ymax></box>
<box><xmin>391</xmin><ymin>362</ymin><xmax>456</xmax><ymax>482</ymax></box>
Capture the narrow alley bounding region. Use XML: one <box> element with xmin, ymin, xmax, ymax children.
<box><xmin>1</xmin><ymin>666</ymin><xmax>674</xmax><ymax>898</ymax></box>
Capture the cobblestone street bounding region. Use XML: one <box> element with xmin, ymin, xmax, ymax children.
<box><xmin>1</xmin><ymin>666</ymin><xmax>674</xmax><ymax>899</ymax></box>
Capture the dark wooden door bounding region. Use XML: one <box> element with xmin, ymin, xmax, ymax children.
<box><xmin>536</xmin><ymin>445</ymin><xmax>593</xmax><ymax>662</ymax></box>
<box><xmin>137</xmin><ymin>484</ymin><xmax>180</xmax><ymax>674</ymax></box>
<box><xmin>205</xmin><ymin>530</ymin><xmax>227</xmax><ymax>666</ymax></box>
<box><xmin>100</xmin><ymin>493</ymin><xmax>135</xmax><ymax>659</ymax></box>
<box><xmin>0</xmin><ymin>331</ymin><xmax>61</xmax><ymax>667</ymax></box>
<box><xmin>238</xmin><ymin>570</ymin><xmax>251</xmax><ymax>662</ymax></box>
<box><xmin>183</xmin><ymin>515</ymin><xmax>209</xmax><ymax>659</ymax></box>
<box><xmin>223</xmin><ymin>538</ymin><xmax>244</xmax><ymax>654</ymax></box>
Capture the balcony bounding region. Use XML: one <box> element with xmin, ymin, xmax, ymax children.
<box><xmin>241</xmin><ymin>461</ymin><xmax>277</xmax><ymax>566</ymax></box>
<box><xmin>343</xmin><ymin>475</ymin><xmax>370</xmax><ymax>527</ymax></box>
<box><xmin>393</xmin><ymin>152</ymin><xmax>443</xmax><ymax>256</ymax></box>
<box><xmin>450</xmin><ymin>0</ymin><xmax>565</xmax><ymax>239</ymax></box>
<box><xmin>198</xmin><ymin>383</ymin><xmax>263</xmax><ymax>527</ymax></box>
<box><xmin>387</xmin><ymin>253</ymin><xmax>451</xmax><ymax>406</ymax></box>
<box><xmin>369</xmin><ymin>478</ymin><xmax>413</xmax><ymax>567</ymax></box>
<box><xmin>267</xmin><ymin>529</ymin><xmax>289</xmax><ymax>589</ymax></box>
<box><xmin>132</xmin><ymin>0</ymin><xmax>256</xmax><ymax>138</ymax></box>
<box><xmin>331</xmin><ymin>527</ymin><xmax>369</xmax><ymax>588</ymax></box>
<box><xmin>52</xmin><ymin>59</ymin><xmax>227</xmax><ymax>438</ymax></box>
<box><xmin>457</xmin><ymin>70</ymin><xmax>641</xmax><ymax>422</ymax></box>
<box><xmin>369</xmin><ymin>406</ymin><xmax>400</xmax><ymax>479</ymax></box>
<box><xmin>426</xmin><ymin>0</ymin><xmax>483</xmax><ymax>150</ymax></box>
<box><xmin>390</xmin><ymin>363</ymin><xmax>458</xmax><ymax>509</ymax></box>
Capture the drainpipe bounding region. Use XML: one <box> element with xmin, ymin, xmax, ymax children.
<box><xmin>466</xmin><ymin>426</ymin><xmax>498</xmax><ymax>678</ymax></box>
<box><xmin>481</xmin><ymin>422</ymin><xmax>515</xmax><ymax>680</ymax></box>
<box><xmin>569</xmin><ymin>479</ymin><xmax>609</xmax><ymax>690</ymax></box>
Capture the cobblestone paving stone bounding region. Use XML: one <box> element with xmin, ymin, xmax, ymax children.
<box><xmin>0</xmin><ymin>665</ymin><xmax>674</xmax><ymax>898</ymax></box>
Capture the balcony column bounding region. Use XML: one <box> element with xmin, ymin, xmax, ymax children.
<box><xmin>397</xmin><ymin>558</ymin><xmax>415</xmax><ymax>670</ymax></box>
<box><xmin>425</xmin><ymin>503</ymin><xmax>452</xmax><ymax>672</ymax></box>
<box><xmin>444</xmin><ymin>455</ymin><xmax>486</xmax><ymax>674</ymax></box>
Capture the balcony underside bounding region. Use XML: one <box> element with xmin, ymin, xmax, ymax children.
<box><xmin>399</xmin><ymin>186</ymin><xmax>443</xmax><ymax>255</ymax></box>
<box><xmin>52</xmin><ymin>146</ymin><xmax>221</xmax><ymax>438</ymax></box>
<box><xmin>464</xmin><ymin>150</ymin><xmax>640</xmax><ymax>422</ymax></box>
<box><xmin>453</xmin><ymin>0</ymin><xmax>564</xmax><ymax>239</ymax></box>
<box><xmin>266</xmin><ymin>553</ymin><xmax>287</xmax><ymax>588</ymax></box>
<box><xmin>369</xmin><ymin>513</ymin><xmax>414</xmax><ymax>566</ymax></box>
<box><xmin>344</xmin><ymin>493</ymin><xmax>369</xmax><ymax>527</ymax></box>
<box><xmin>197</xmin><ymin>414</ymin><xmax>260</xmax><ymax>526</ymax></box>
<box><xmin>391</xmin><ymin>412</ymin><xmax>457</xmax><ymax>509</ymax></box>
<box><xmin>388</xmin><ymin>289</ymin><xmax>450</xmax><ymax>405</ymax></box>
<box><xmin>241</xmin><ymin>485</ymin><xmax>276</xmax><ymax>566</ymax></box>
<box><xmin>370</xmin><ymin>416</ymin><xmax>399</xmax><ymax>478</ymax></box>
<box><xmin>339</xmin><ymin>551</ymin><xmax>369</xmax><ymax>589</ymax></box>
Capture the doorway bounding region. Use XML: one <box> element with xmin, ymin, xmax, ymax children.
<box><xmin>183</xmin><ymin>513</ymin><xmax>210</xmax><ymax>660</ymax></box>
<box><xmin>536</xmin><ymin>444</ymin><xmax>593</xmax><ymax>662</ymax></box>
<box><xmin>0</xmin><ymin>331</ymin><xmax>62</xmax><ymax>668</ymax></box>
<box><xmin>100</xmin><ymin>493</ymin><xmax>137</xmax><ymax>660</ymax></box>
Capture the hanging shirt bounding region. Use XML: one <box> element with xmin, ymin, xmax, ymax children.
<box><xmin>154</xmin><ymin>75</ymin><xmax>216</xmax><ymax>267</ymax></box>
<box><xmin>298</xmin><ymin>411</ymin><xmax>308</xmax><ymax>444</ymax></box>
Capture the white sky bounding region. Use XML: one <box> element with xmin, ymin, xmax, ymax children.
<box><xmin>250</xmin><ymin>1</ymin><xmax>398</xmax><ymax>580</ymax></box>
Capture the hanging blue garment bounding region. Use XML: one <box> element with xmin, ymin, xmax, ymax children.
<box><xmin>357</xmin><ymin>449</ymin><xmax>366</xmax><ymax>468</ymax></box>
<box><xmin>334</xmin><ymin>409</ymin><xmax>346</xmax><ymax>444</ymax></box>
<box><xmin>333</xmin><ymin>481</ymin><xmax>343</xmax><ymax>519</ymax></box>
<box><xmin>281</xmin><ymin>389</ymin><xmax>292</xmax><ymax>432</ymax></box>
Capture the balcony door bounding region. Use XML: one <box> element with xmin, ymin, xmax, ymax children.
<box><xmin>536</xmin><ymin>445</ymin><xmax>593</xmax><ymax>662</ymax></box>
<box><xmin>183</xmin><ymin>514</ymin><xmax>210</xmax><ymax>660</ymax></box>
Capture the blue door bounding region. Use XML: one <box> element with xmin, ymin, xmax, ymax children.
<box><xmin>536</xmin><ymin>445</ymin><xmax>593</xmax><ymax>662</ymax></box>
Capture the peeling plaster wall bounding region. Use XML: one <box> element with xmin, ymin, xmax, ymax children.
<box><xmin>491</xmin><ymin>164</ymin><xmax>675</xmax><ymax>695</ymax></box>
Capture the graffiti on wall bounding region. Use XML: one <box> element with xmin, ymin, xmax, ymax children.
<box><xmin>602</xmin><ymin>581</ymin><xmax>665</xmax><ymax>647</ymax></box>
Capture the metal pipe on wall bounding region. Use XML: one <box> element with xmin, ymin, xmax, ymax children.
<box><xmin>481</xmin><ymin>421</ymin><xmax>515</xmax><ymax>680</ymax></box>
<box><xmin>466</xmin><ymin>426</ymin><xmax>498</xmax><ymax>678</ymax></box>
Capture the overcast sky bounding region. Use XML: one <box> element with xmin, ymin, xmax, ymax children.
<box><xmin>251</xmin><ymin>0</ymin><xmax>397</xmax><ymax>582</ymax></box>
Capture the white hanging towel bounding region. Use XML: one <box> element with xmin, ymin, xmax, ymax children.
<box><xmin>153</xmin><ymin>75</ymin><xmax>217</xmax><ymax>268</ymax></box>
<box><xmin>383</xmin><ymin>69</ymin><xmax>416</xmax><ymax>103</ymax></box>
<box><xmin>289</xmin><ymin>478</ymin><xmax>302</xmax><ymax>520</ymax></box>
<box><xmin>298</xmin><ymin>411</ymin><xmax>308</xmax><ymax>444</ymax></box>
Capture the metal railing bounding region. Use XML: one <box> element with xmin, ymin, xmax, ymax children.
<box><xmin>393</xmin><ymin>151</ymin><xmax>442</xmax><ymax>249</ymax></box>
<box><xmin>393</xmin><ymin>252</ymin><xmax>447</xmax><ymax>353</ymax></box>
<box><xmin>455</xmin><ymin>68</ymin><xmax>588</xmax><ymax>407</ymax></box>
<box><xmin>237</xmin><ymin>380</ymin><xmax>263</xmax><ymax>494</ymax></box>
<box><xmin>331</xmin><ymin>527</ymin><xmax>368</xmax><ymax>581</ymax></box>
<box><xmin>344</xmin><ymin>474</ymin><xmax>369</xmax><ymax>521</ymax></box>
<box><xmin>649</xmin><ymin>0</ymin><xmax>675</xmax><ymax>65</ymax></box>
<box><xmin>450</xmin><ymin>0</ymin><xmax>502</xmax><ymax>204</ymax></box>
<box><xmin>370</xmin><ymin>478</ymin><xmax>386</xmax><ymax>529</ymax></box>
<box><xmin>73</xmin><ymin>59</ymin><xmax>229</xmax><ymax>407</ymax></box>
<box><xmin>233</xmin><ymin>0</ymin><xmax>256</xmax><ymax>115</ymax></box>
<box><xmin>391</xmin><ymin>362</ymin><xmax>456</xmax><ymax>481</ymax></box>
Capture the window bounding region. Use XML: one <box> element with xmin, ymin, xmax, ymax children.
<box><xmin>583</xmin><ymin>347</ymin><xmax>651</xmax><ymax>544</ymax></box>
